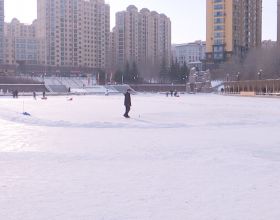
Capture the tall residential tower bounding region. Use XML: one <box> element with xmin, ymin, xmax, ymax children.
<box><xmin>0</xmin><ymin>0</ymin><xmax>4</xmax><ymax>71</ymax></box>
<box><xmin>204</xmin><ymin>0</ymin><xmax>262</xmax><ymax>73</ymax></box>
<box><xmin>278</xmin><ymin>0</ymin><xmax>280</xmax><ymax>46</ymax></box>
<box><xmin>112</xmin><ymin>5</ymin><xmax>171</xmax><ymax>70</ymax></box>
<box><xmin>37</xmin><ymin>0</ymin><xmax>110</xmax><ymax>74</ymax></box>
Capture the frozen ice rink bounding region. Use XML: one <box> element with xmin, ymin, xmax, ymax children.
<box><xmin>1</xmin><ymin>94</ymin><xmax>280</xmax><ymax>220</ymax></box>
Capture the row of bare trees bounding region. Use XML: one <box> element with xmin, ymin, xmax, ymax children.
<box><xmin>218</xmin><ymin>47</ymin><xmax>280</xmax><ymax>81</ymax></box>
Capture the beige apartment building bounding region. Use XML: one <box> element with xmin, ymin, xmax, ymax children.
<box><xmin>36</xmin><ymin>0</ymin><xmax>110</xmax><ymax>74</ymax></box>
<box><xmin>112</xmin><ymin>5</ymin><xmax>171</xmax><ymax>71</ymax></box>
<box><xmin>278</xmin><ymin>0</ymin><xmax>280</xmax><ymax>47</ymax></box>
<box><xmin>5</xmin><ymin>18</ymin><xmax>37</xmax><ymax>38</ymax></box>
<box><xmin>3</xmin><ymin>18</ymin><xmax>47</xmax><ymax>74</ymax></box>
<box><xmin>204</xmin><ymin>0</ymin><xmax>262</xmax><ymax>73</ymax></box>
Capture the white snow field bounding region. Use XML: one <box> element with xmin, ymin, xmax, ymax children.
<box><xmin>1</xmin><ymin>94</ymin><xmax>280</xmax><ymax>220</ymax></box>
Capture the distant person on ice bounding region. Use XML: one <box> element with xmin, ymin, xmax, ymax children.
<box><xmin>170</xmin><ymin>89</ymin><xmax>173</xmax><ymax>97</ymax></box>
<box><xmin>43</xmin><ymin>90</ymin><xmax>46</xmax><ymax>97</ymax></box>
<box><xmin>33</xmin><ymin>91</ymin><xmax>36</xmax><ymax>100</ymax></box>
<box><xmin>123</xmin><ymin>89</ymin><xmax>131</xmax><ymax>118</ymax></box>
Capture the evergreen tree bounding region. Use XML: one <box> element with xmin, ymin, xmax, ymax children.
<box><xmin>179</xmin><ymin>61</ymin><xmax>189</xmax><ymax>83</ymax></box>
<box><xmin>159</xmin><ymin>57</ymin><xmax>169</xmax><ymax>83</ymax></box>
<box><xmin>169</xmin><ymin>59</ymin><xmax>175</xmax><ymax>81</ymax></box>
<box><xmin>113</xmin><ymin>69</ymin><xmax>124</xmax><ymax>84</ymax></box>
<box><xmin>98</xmin><ymin>70</ymin><xmax>106</xmax><ymax>85</ymax></box>
<box><xmin>124</xmin><ymin>61</ymin><xmax>131</xmax><ymax>83</ymax></box>
<box><xmin>131</xmin><ymin>61</ymin><xmax>140</xmax><ymax>83</ymax></box>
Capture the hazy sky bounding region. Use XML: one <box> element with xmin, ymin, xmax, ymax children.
<box><xmin>4</xmin><ymin>0</ymin><xmax>277</xmax><ymax>44</ymax></box>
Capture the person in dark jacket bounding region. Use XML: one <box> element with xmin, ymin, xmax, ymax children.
<box><xmin>15</xmin><ymin>90</ymin><xmax>18</xmax><ymax>98</ymax></box>
<box><xmin>33</xmin><ymin>91</ymin><xmax>36</xmax><ymax>100</ymax></box>
<box><xmin>124</xmin><ymin>89</ymin><xmax>131</xmax><ymax>118</ymax></box>
<box><xmin>43</xmin><ymin>90</ymin><xmax>46</xmax><ymax>97</ymax></box>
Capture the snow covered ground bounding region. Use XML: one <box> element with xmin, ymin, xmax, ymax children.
<box><xmin>1</xmin><ymin>94</ymin><xmax>280</xmax><ymax>220</ymax></box>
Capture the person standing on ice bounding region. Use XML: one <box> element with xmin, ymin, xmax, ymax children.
<box><xmin>123</xmin><ymin>89</ymin><xmax>131</xmax><ymax>118</ymax></box>
<box><xmin>15</xmin><ymin>90</ymin><xmax>18</xmax><ymax>98</ymax></box>
<box><xmin>33</xmin><ymin>91</ymin><xmax>37</xmax><ymax>100</ymax></box>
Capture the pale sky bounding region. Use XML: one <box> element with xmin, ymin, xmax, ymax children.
<box><xmin>4</xmin><ymin>0</ymin><xmax>277</xmax><ymax>44</ymax></box>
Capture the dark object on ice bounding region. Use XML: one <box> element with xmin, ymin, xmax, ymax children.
<box><xmin>170</xmin><ymin>89</ymin><xmax>173</xmax><ymax>97</ymax></box>
<box><xmin>23</xmin><ymin>112</ymin><xmax>31</xmax><ymax>116</ymax></box>
<box><xmin>43</xmin><ymin>90</ymin><xmax>46</xmax><ymax>97</ymax></box>
<box><xmin>68</xmin><ymin>87</ymin><xmax>71</xmax><ymax>93</ymax></box>
<box><xmin>33</xmin><ymin>91</ymin><xmax>36</xmax><ymax>100</ymax></box>
<box><xmin>124</xmin><ymin>89</ymin><xmax>131</xmax><ymax>118</ymax></box>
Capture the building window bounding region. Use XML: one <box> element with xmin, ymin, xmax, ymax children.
<box><xmin>214</xmin><ymin>4</ymin><xmax>223</xmax><ymax>10</ymax></box>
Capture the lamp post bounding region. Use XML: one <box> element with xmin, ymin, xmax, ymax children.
<box><xmin>227</xmin><ymin>74</ymin><xmax>229</xmax><ymax>82</ymax></box>
<box><xmin>259</xmin><ymin>69</ymin><xmax>262</xmax><ymax>80</ymax></box>
<box><xmin>237</xmin><ymin>72</ymin><xmax>240</xmax><ymax>81</ymax></box>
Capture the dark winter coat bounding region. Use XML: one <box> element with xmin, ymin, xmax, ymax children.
<box><xmin>124</xmin><ymin>92</ymin><xmax>131</xmax><ymax>106</ymax></box>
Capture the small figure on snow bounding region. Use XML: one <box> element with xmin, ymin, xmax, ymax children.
<box><xmin>174</xmin><ymin>90</ymin><xmax>178</xmax><ymax>97</ymax></box>
<box><xmin>43</xmin><ymin>90</ymin><xmax>46</xmax><ymax>97</ymax></box>
<box><xmin>68</xmin><ymin>87</ymin><xmax>71</xmax><ymax>93</ymax></box>
<box><xmin>170</xmin><ymin>89</ymin><xmax>173</xmax><ymax>97</ymax></box>
<box><xmin>166</xmin><ymin>91</ymin><xmax>169</xmax><ymax>97</ymax></box>
<box><xmin>105</xmin><ymin>89</ymin><xmax>109</xmax><ymax>96</ymax></box>
<box><xmin>14</xmin><ymin>90</ymin><xmax>18</xmax><ymax>99</ymax></box>
<box><xmin>123</xmin><ymin>89</ymin><xmax>131</xmax><ymax>118</ymax></box>
<box><xmin>33</xmin><ymin>91</ymin><xmax>37</xmax><ymax>100</ymax></box>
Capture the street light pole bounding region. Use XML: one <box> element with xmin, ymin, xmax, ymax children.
<box><xmin>227</xmin><ymin>74</ymin><xmax>229</xmax><ymax>82</ymax></box>
<box><xmin>259</xmin><ymin>69</ymin><xmax>262</xmax><ymax>80</ymax></box>
<box><xmin>237</xmin><ymin>72</ymin><xmax>240</xmax><ymax>81</ymax></box>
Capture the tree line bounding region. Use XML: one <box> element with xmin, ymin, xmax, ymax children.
<box><xmin>218</xmin><ymin>46</ymin><xmax>280</xmax><ymax>81</ymax></box>
<box><xmin>111</xmin><ymin>59</ymin><xmax>190</xmax><ymax>84</ymax></box>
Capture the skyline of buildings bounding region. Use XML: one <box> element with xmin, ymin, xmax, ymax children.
<box><xmin>0</xmin><ymin>0</ymin><xmax>279</xmax><ymax>76</ymax></box>
<box><xmin>0</xmin><ymin>0</ymin><xmax>172</xmax><ymax>75</ymax></box>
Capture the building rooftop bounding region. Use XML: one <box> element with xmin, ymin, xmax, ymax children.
<box><xmin>160</xmin><ymin>13</ymin><xmax>167</xmax><ymax>18</ymax></box>
<box><xmin>140</xmin><ymin>8</ymin><xmax>150</xmax><ymax>13</ymax></box>
<box><xmin>127</xmin><ymin>5</ymin><xmax>138</xmax><ymax>11</ymax></box>
<box><xmin>151</xmin><ymin>11</ymin><xmax>159</xmax><ymax>15</ymax></box>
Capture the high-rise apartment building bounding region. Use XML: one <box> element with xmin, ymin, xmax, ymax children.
<box><xmin>278</xmin><ymin>0</ymin><xmax>280</xmax><ymax>46</ymax></box>
<box><xmin>112</xmin><ymin>5</ymin><xmax>171</xmax><ymax>69</ymax></box>
<box><xmin>0</xmin><ymin>0</ymin><xmax>4</xmax><ymax>71</ymax></box>
<box><xmin>37</xmin><ymin>0</ymin><xmax>110</xmax><ymax>74</ymax></box>
<box><xmin>204</xmin><ymin>0</ymin><xmax>262</xmax><ymax>73</ymax></box>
